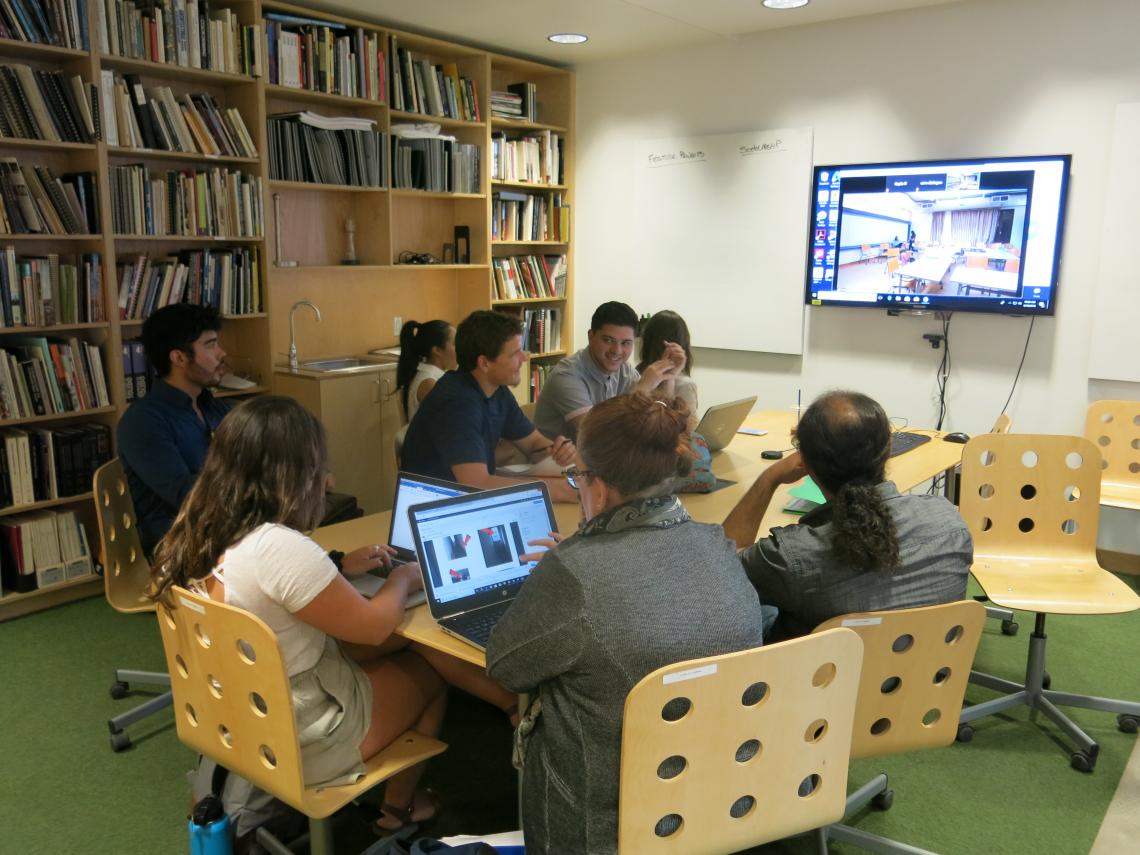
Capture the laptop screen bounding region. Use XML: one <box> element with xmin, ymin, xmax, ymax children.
<box><xmin>408</xmin><ymin>482</ymin><xmax>557</xmax><ymax>607</ymax></box>
<box><xmin>388</xmin><ymin>473</ymin><xmax>474</xmax><ymax>557</ymax></box>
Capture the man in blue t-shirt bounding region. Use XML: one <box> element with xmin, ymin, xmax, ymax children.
<box><xmin>402</xmin><ymin>310</ymin><xmax>577</xmax><ymax>502</ymax></box>
<box><xmin>117</xmin><ymin>304</ymin><xmax>232</xmax><ymax>556</ymax></box>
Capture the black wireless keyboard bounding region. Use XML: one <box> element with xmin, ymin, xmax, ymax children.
<box><xmin>889</xmin><ymin>431</ymin><xmax>932</xmax><ymax>457</ymax></box>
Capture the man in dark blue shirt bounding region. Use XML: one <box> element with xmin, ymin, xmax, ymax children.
<box><xmin>402</xmin><ymin>311</ymin><xmax>577</xmax><ymax>502</ymax></box>
<box><xmin>117</xmin><ymin>304</ymin><xmax>231</xmax><ymax>556</ymax></box>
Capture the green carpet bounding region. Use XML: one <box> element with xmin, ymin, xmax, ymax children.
<box><xmin>1</xmin><ymin>575</ymin><xmax>1137</xmax><ymax>854</ymax></box>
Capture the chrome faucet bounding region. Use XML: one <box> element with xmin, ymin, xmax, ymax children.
<box><xmin>288</xmin><ymin>300</ymin><xmax>321</xmax><ymax>371</ymax></box>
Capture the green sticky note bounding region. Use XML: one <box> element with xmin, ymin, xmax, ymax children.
<box><xmin>788</xmin><ymin>476</ymin><xmax>826</xmax><ymax>506</ymax></box>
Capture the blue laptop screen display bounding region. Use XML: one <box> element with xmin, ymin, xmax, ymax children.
<box><xmin>411</xmin><ymin>486</ymin><xmax>554</xmax><ymax>605</ymax></box>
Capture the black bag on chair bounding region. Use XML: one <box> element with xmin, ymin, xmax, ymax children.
<box><xmin>321</xmin><ymin>491</ymin><xmax>363</xmax><ymax>526</ymax></box>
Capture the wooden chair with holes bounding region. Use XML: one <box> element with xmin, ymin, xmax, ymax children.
<box><xmin>1085</xmin><ymin>400</ymin><xmax>1140</xmax><ymax>512</ymax></box>
<box><xmin>813</xmin><ymin>601</ymin><xmax>986</xmax><ymax>854</ymax></box>
<box><xmin>956</xmin><ymin>434</ymin><xmax>1140</xmax><ymax>772</ymax></box>
<box><xmin>1085</xmin><ymin>400</ymin><xmax>1140</xmax><ymax>576</ymax></box>
<box><xmin>93</xmin><ymin>458</ymin><xmax>172</xmax><ymax>752</ymax></box>
<box><xmin>617</xmin><ymin>628</ymin><xmax>862</xmax><ymax>855</ymax></box>
<box><xmin>156</xmin><ymin>585</ymin><xmax>447</xmax><ymax>855</ymax></box>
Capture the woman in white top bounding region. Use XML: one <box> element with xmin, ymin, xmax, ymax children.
<box><xmin>396</xmin><ymin>319</ymin><xmax>457</xmax><ymax>423</ymax></box>
<box><xmin>152</xmin><ymin>396</ymin><xmax>515</xmax><ymax>833</ymax></box>
<box><xmin>637</xmin><ymin>310</ymin><xmax>698</xmax><ymax>428</ymax></box>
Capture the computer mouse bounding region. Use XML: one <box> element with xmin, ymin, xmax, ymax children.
<box><xmin>943</xmin><ymin>431</ymin><xmax>970</xmax><ymax>444</ymax></box>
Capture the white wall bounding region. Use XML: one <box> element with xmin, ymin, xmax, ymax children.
<box><xmin>573</xmin><ymin>0</ymin><xmax>1140</xmax><ymax>437</ymax></box>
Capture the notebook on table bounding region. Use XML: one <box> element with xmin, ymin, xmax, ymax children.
<box><xmin>348</xmin><ymin>472</ymin><xmax>474</xmax><ymax>604</ymax></box>
<box><xmin>695</xmin><ymin>395</ymin><xmax>759</xmax><ymax>452</ymax></box>
<box><xmin>407</xmin><ymin>481</ymin><xmax>558</xmax><ymax>651</ymax></box>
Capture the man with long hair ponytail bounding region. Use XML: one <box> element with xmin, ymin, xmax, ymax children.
<box><xmin>724</xmin><ymin>390</ymin><xmax>972</xmax><ymax>640</ymax></box>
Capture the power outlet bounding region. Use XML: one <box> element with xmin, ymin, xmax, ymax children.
<box><xmin>392</xmin><ymin>316</ymin><xmax>402</xmax><ymax>336</ymax></box>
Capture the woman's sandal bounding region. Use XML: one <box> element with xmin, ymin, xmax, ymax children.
<box><xmin>374</xmin><ymin>788</ymin><xmax>441</xmax><ymax>834</ymax></box>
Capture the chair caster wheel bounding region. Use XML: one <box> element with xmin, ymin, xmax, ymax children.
<box><xmin>956</xmin><ymin>724</ymin><xmax>974</xmax><ymax>743</ymax></box>
<box><xmin>110</xmin><ymin>731</ymin><xmax>132</xmax><ymax>752</ymax></box>
<box><xmin>1070</xmin><ymin>750</ymin><xmax>1096</xmax><ymax>773</ymax></box>
<box><xmin>110</xmin><ymin>680</ymin><xmax>129</xmax><ymax>700</ymax></box>
<box><xmin>1042</xmin><ymin>671</ymin><xmax>1052</xmax><ymax>690</ymax></box>
<box><xmin>1000</xmin><ymin>619</ymin><xmax>1019</xmax><ymax>636</ymax></box>
<box><xmin>1118</xmin><ymin>715</ymin><xmax>1139</xmax><ymax>734</ymax></box>
<box><xmin>871</xmin><ymin>789</ymin><xmax>894</xmax><ymax>811</ymax></box>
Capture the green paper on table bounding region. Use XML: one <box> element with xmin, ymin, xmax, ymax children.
<box><xmin>784</xmin><ymin>477</ymin><xmax>826</xmax><ymax>514</ymax></box>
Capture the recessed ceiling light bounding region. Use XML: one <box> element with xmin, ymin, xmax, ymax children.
<box><xmin>548</xmin><ymin>33</ymin><xmax>588</xmax><ymax>45</ymax></box>
<box><xmin>763</xmin><ymin>0</ymin><xmax>810</xmax><ymax>9</ymax></box>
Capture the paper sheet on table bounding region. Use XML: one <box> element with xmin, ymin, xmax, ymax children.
<box><xmin>788</xmin><ymin>477</ymin><xmax>826</xmax><ymax>505</ymax></box>
<box><xmin>500</xmin><ymin>457</ymin><xmax>563</xmax><ymax>477</ymax></box>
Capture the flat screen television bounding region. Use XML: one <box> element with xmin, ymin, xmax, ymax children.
<box><xmin>805</xmin><ymin>155</ymin><xmax>1071</xmax><ymax>315</ymax></box>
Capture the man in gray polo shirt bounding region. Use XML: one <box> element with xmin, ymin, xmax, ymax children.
<box><xmin>534</xmin><ymin>301</ymin><xmax>685</xmax><ymax>440</ymax></box>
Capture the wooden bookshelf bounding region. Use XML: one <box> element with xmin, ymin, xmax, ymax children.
<box><xmin>0</xmin><ymin>0</ymin><xmax>574</xmax><ymax>618</ymax></box>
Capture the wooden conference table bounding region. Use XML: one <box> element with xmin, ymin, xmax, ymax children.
<box><xmin>312</xmin><ymin>410</ymin><xmax>965</xmax><ymax>667</ymax></box>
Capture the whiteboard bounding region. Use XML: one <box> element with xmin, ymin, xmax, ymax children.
<box><xmin>1088</xmin><ymin>103</ymin><xmax>1140</xmax><ymax>382</ymax></box>
<box><xmin>632</xmin><ymin>127</ymin><xmax>813</xmax><ymax>354</ymax></box>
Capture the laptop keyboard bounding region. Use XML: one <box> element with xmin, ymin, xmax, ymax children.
<box><xmin>444</xmin><ymin>601</ymin><xmax>513</xmax><ymax>647</ymax></box>
<box><xmin>889</xmin><ymin>431</ymin><xmax>932</xmax><ymax>457</ymax></box>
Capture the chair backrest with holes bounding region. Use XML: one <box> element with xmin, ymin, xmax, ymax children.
<box><xmin>959</xmin><ymin>434</ymin><xmax>1102</xmax><ymax>560</ymax></box>
<box><xmin>617</xmin><ymin>628</ymin><xmax>862</xmax><ymax>855</ymax></box>
<box><xmin>814</xmin><ymin>601</ymin><xmax>984</xmax><ymax>759</ymax></box>
<box><xmin>1084</xmin><ymin>400</ymin><xmax>1140</xmax><ymax>491</ymax></box>
<box><xmin>93</xmin><ymin>458</ymin><xmax>153</xmax><ymax>614</ymax></box>
<box><xmin>156</xmin><ymin>585</ymin><xmax>307</xmax><ymax>813</ymax></box>
<box><xmin>990</xmin><ymin>413</ymin><xmax>1012</xmax><ymax>434</ymax></box>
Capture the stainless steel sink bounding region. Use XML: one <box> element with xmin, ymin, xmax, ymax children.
<box><xmin>299</xmin><ymin>357</ymin><xmax>376</xmax><ymax>372</ymax></box>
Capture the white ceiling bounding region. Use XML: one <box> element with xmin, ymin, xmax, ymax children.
<box><xmin>310</xmin><ymin>0</ymin><xmax>963</xmax><ymax>64</ymax></box>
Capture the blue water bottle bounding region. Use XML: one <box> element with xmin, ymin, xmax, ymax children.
<box><xmin>188</xmin><ymin>793</ymin><xmax>233</xmax><ymax>855</ymax></box>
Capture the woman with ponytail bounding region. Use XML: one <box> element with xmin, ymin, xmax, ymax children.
<box><xmin>395</xmin><ymin>319</ymin><xmax>456</xmax><ymax>422</ymax></box>
<box><xmin>724</xmin><ymin>390</ymin><xmax>972</xmax><ymax>640</ymax></box>
<box><xmin>486</xmin><ymin>392</ymin><xmax>764</xmax><ymax>854</ymax></box>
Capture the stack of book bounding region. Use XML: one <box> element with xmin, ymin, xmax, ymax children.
<box><xmin>120</xmin><ymin>337</ymin><xmax>149</xmax><ymax>401</ymax></box>
<box><xmin>97</xmin><ymin>1</ymin><xmax>263</xmax><ymax>77</ymax></box>
<box><xmin>116</xmin><ymin>246</ymin><xmax>260</xmax><ymax>320</ymax></box>
<box><xmin>0</xmin><ymin>335</ymin><xmax>110</xmax><ymax>419</ymax></box>
<box><xmin>0</xmin><ymin>162</ymin><xmax>98</xmax><ymax>235</ymax></box>
<box><xmin>391</xmin><ymin>133</ymin><xmax>479</xmax><ymax>194</ymax></box>
<box><xmin>492</xmin><ymin>255</ymin><xmax>566</xmax><ymax>301</ymax></box>
<box><xmin>527</xmin><ymin>361</ymin><xmax>554</xmax><ymax>403</ymax></box>
<box><xmin>0</xmin><ymin>249</ymin><xmax>105</xmax><ymax>327</ymax></box>
<box><xmin>0</xmin><ymin>423</ymin><xmax>111</xmax><ymax>507</ymax></box>
<box><xmin>100</xmin><ymin>72</ymin><xmax>256</xmax><ymax>157</ymax></box>
<box><xmin>491</xmin><ymin>130</ymin><xmax>563</xmax><ymax>185</ymax></box>
<box><xmin>0</xmin><ymin>0</ymin><xmax>89</xmax><ymax>49</ymax></box>
<box><xmin>266</xmin><ymin>12</ymin><xmax>385</xmax><ymax>100</ymax></box>
<box><xmin>521</xmin><ymin>307</ymin><xmax>561</xmax><ymax>355</ymax></box>
<box><xmin>268</xmin><ymin>112</ymin><xmax>387</xmax><ymax>187</ymax></box>
<box><xmin>0</xmin><ymin>64</ymin><xmax>97</xmax><ymax>143</ymax></box>
<box><xmin>0</xmin><ymin>508</ymin><xmax>94</xmax><ymax>594</ymax></box>
<box><xmin>491</xmin><ymin>82</ymin><xmax>536</xmax><ymax>122</ymax></box>
<box><xmin>389</xmin><ymin>36</ymin><xmax>480</xmax><ymax>121</ymax></box>
<box><xmin>110</xmin><ymin>164</ymin><xmax>263</xmax><ymax>237</ymax></box>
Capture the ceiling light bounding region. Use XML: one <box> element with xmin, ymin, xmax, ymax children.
<box><xmin>763</xmin><ymin>0</ymin><xmax>810</xmax><ymax>9</ymax></box>
<box><xmin>548</xmin><ymin>33</ymin><xmax>588</xmax><ymax>44</ymax></box>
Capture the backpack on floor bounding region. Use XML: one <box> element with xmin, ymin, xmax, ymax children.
<box><xmin>189</xmin><ymin>757</ymin><xmax>307</xmax><ymax>855</ymax></box>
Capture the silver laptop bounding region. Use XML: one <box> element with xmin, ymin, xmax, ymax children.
<box><xmin>695</xmin><ymin>395</ymin><xmax>758</xmax><ymax>452</ymax></box>
<box><xmin>407</xmin><ymin>481</ymin><xmax>558</xmax><ymax>651</ymax></box>
<box><xmin>348</xmin><ymin>472</ymin><xmax>474</xmax><ymax>602</ymax></box>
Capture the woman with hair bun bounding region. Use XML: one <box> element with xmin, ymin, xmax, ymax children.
<box><xmin>486</xmin><ymin>392</ymin><xmax>765</xmax><ymax>854</ymax></box>
<box><xmin>637</xmin><ymin>309</ymin><xmax>697</xmax><ymax>426</ymax></box>
<box><xmin>395</xmin><ymin>319</ymin><xmax>456</xmax><ymax>422</ymax></box>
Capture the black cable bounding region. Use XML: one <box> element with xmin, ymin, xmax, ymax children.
<box><xmin>934</xmin><ymin>312</ymin><xmax>952</xmax><ymax>430</ymax></box>
<box><xmin>999</xmin><ymin>316</ymin><xmax>1035</xmax><ymax>418</ymax></box>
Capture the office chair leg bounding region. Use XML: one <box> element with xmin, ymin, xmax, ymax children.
<box><xmin>957</xmin><ymin>613</ymin><xmax>1140</xmax><ymax>770</ymax></box>
<box><xmin>107</xmin><ymin>690</ymin><xmax>173</xmax><ymax>752</ymax></box>
<box><xmin>983</xmin><ymin>605</ymin><xmax>1018</xmax><ymax>635</ymax></box>
<box><xmin>309</xmin><ymin>816</ymin><xmax>335</xmax><ymax>855</ymax></box>
<box><xmin>826</xmin><ymin>822</ymin><xmax>940</xmax><ymax>855</ymax></box>
<box><xmin>253</xmin><ymin>827</ymin><xmax>295</xmax><ymax>855</ymax></box>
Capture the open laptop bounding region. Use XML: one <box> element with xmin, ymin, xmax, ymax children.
<box><xmin>407</xmin><ymin>481</ymin><xmax>558</xmax><ymax>651</ymax></box>
<box><xmin>695</xmin><ymin>395</ymin><xmax>758</xmax><ymax>452</ymax></box>
<box><xmin>348</xmin><ymin>472</ymin><xmax>474</xmax><ymax>602</ymax></box>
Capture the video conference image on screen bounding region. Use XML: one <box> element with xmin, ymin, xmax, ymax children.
<box><xmin>806</xmin><ymin>156</ymin><xmax>1069</xmax><ymax>315</ymax></box>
